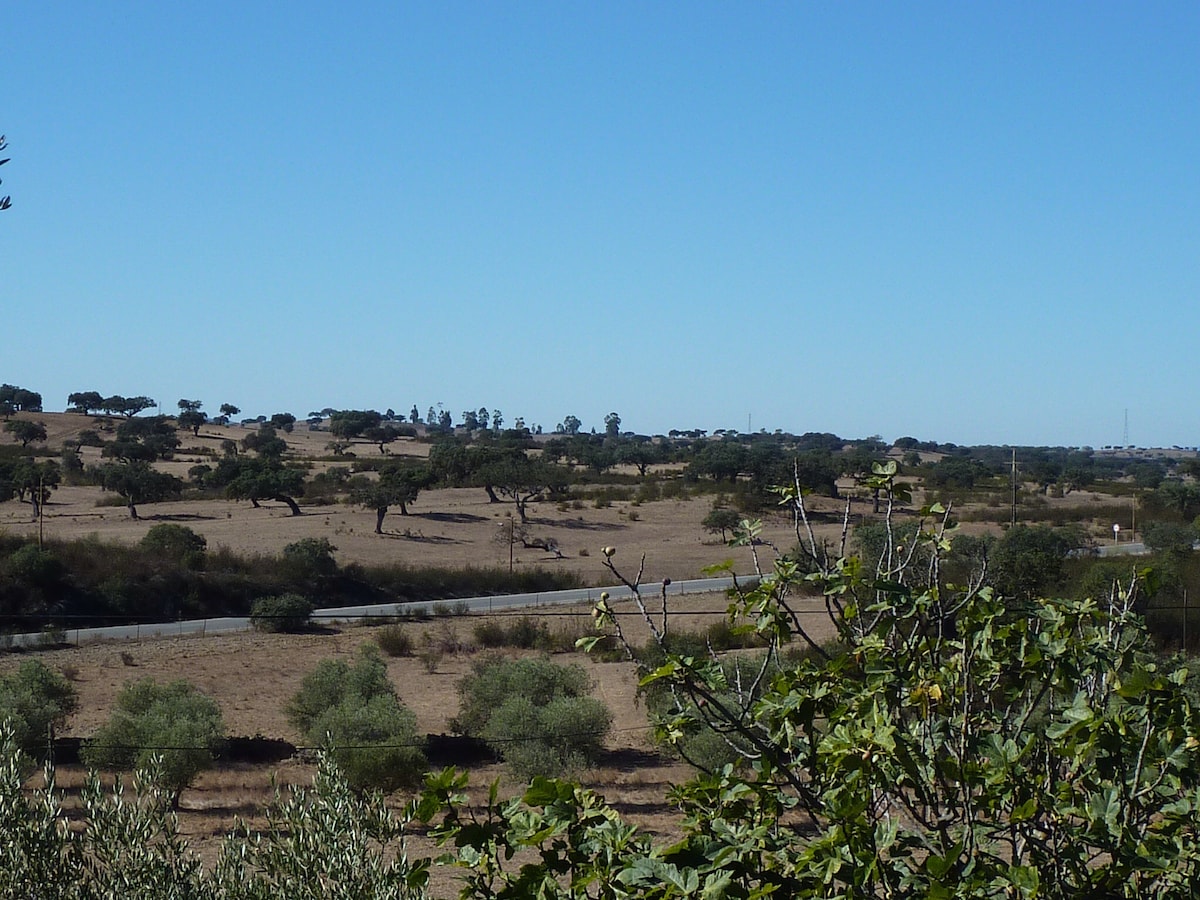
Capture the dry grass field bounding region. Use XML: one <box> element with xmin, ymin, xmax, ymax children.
<box><xmin>1</xmin><ymin>414</ymin><xmax>850</xmax><ymax>581</ymax></box>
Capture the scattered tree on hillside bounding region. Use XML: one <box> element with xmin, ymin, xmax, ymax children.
<box><xmin>4</xmin><ymin>419</ymin><xmax>47</xmax><ymax>448</ymax></box>
<box><xmin>176</xmin><ymin>399</ymin><xmax>207</xmax><ymax>436</ymax></box>
<box><xmin>702</xmin><ymin>505</ymin><xmax>741</xmax><ymax>542</ymax></box>
<box><xmin>101</xmin><ymin>415</ymin><xmax>180</xmax><ymax>461</ymax></box>
<box><xmin>216</xmin><ymin>456</ymin><xmax>306</xmax><ymax>516</ymax></box>
<box><xmin>218</xmin><ymin>402</ymin><xmax>240</xmax><ymax>419</ymax></box>
<box><xmin>348</xmin><ymin>464</ymin><xmax>435</xmax><ymax>533</ymax></box>
<box><xmin>67</xmin><ymin>391</ymin><xmax>105</xmax><ymax>415</ymax></box>
<box><xmin>6</xmin><ymin>459</ymin><xmax>60</xmax><ymax>518</ymax></box>
<box><xmin>329</xmin><ymin>409</ymin><xmax>383</xmax><ymax>442</ymax></box>
<box><xmin>240</xmin><ymin>423</ymin><xmax>288</xmax><ymax>458</ymax></box>
<box><xmin>0</xmin><ymin>384</ymin><xmax>42</xmax><ymax>416</ymax></box>
<box><xmin>99</xmin><ymin>395</ymin><xmax>156</xmax><ymax>418</ymax></box>
<box><xmin>604</xmin><ymin>411</ymin><xmax>621</xmax><ymax>437</ymax></box>
<box><xmin>615</xmin><ymin>437</ymin><xmax>663</xmax><ymax>476</ymax></box>
<box><xmin>479</xmin><ymin>455</ymin><xmax>567</xmax><ymax>523</ymax></box>
<box><xmin>269</xmin><ymin>412</ymin><xmax>296</xmax><ymax>433</ymax></box>
<box><xmin>363</xmin><ymin>423</ymin><xmax>413</xmax><ymax>454</ymax></box>
<box><xmin>96</xmin><ymin>461</ymin><xmax>183</xmax><ymax>519</ymax></box>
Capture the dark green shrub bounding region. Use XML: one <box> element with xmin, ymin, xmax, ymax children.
<box><xmin>4</xmin><ymin>544</ymin><xmax>65</xmax><ymax>590</ymax></box>
<box><xmin>453</xmin><ymin>655</ymin><xmax>612</xmax><ymax>779</ymax></box>
<box><xmin>139</xmin><ymin>523</ymin><xmax>207</xmax><ymax>569</ymax></box>
<box><xmin>250</xmin><ymin>593</ymin><xmax>316</xmax><ymax>632</ymax></box>
<box><xmin>287</xmin><ymin>645</ymin><xmax>426</xmax><ymax>791</ymax></box>
<box><xmin>281</xmin><ymin>537</ymin><xmax>338</xmax><ymax>579</ymax></box>
<box><xmin>81</xmin><ymin>678</ymin><xmax>224</xmax><ymax>795</ymax></box>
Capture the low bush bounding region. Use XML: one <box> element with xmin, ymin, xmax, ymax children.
<box><xmin>473</xmin><ymin>615</ymin><xmax>549</xmax><ymax>650</ymax></box>
<box><xmin>250</xmin><ymin>593</ymin><xmax>316</xmax><ymax>632</ymax></box>
<box><xmin>375</xmin><ymin>624</ymin><xmax>414</xmax><ymax>657</ymax></box>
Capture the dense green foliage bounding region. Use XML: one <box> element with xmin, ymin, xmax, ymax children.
<box><xmin>453</xmin><ymin>655</ymin><xmax>612</xmax><ymax>780</ymax></box>
<box><xmin>81</xmin><ymin>678</ymin><xmax>224</xmax><ymax>795</ymax></box>
<box><xmin>287</xmin><ymin>645</ymin><xmax>426</xmax><ymax>792</ymax></box>
<box><xmin>0</xmin><ymin>660</ymin><xmax>76</xmax><ymax>758</ymax></box>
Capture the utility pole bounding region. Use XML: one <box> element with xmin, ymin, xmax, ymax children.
<box><xmin>1010</xmin><ymin>448</ymin><xmax>1017</xmax><ymax>528</ymax></box>
<box><xmin>38</xmin><ymin>473</ymin><xmax>45</xmax><ymax>549</ymax></box>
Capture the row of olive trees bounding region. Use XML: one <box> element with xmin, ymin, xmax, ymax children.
<box><xmin>4</xmin><ymin>641</ymin><xmax>611</xmax><ymax>798</ymax></box>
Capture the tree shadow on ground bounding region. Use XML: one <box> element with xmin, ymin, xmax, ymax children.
<box><xmin>418</xmin><ymin>512</ymin><xmax>490</xmax><ymax>524</ymax></box>
<box><xmin>377</xmin><ymin>531</ymin><xmax>461</xmax><ymax>544</ymax></box>
<box><xmin>535</xmin><ymin>517</ymin><xmax>626</xmax><ymax>532</ymax></box>
<box><xmin>599</xmin><ymin>747</ymin><xmax>668</xmax><ymax>771</ymax></box>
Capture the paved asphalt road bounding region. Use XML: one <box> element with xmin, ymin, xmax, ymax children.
<box><xmin>5</xmin><ymin>576</ymin><xmax>744</xmax><ymax>649</ymax></box>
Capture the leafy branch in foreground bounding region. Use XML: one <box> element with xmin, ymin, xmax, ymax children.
<box><xmin>425</xmin><ymin>460</ymin><xmax>1200</xmax><ymax>898</ymax></box>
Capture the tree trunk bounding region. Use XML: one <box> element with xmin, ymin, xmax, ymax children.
<box><xmin>515</xmin><ymin>498</ymin><xmax>529</xmax><ymax>523</ymax></box>
<box><xmin>398</xmin><ymin>501</ymin><xmax>409</xmax><ymax>515</ymax></box>
<box><xmin>275</xmin><ymin>494</ymin><xmax>302</xmax><ymax>516</ymax></box>
<box><xmin>128</xmin><ymin>501</ymin><xmax>139</xmax><ymax>520</ymax></box>
<box><xmin>375</xmin><ymin>507</ymin><xmax>386</xmax><ymax>534</ymax></box>
<box><xmin>485</xmin><ymin>484</ymin><xmax>500</xmax><ymax>504</ymax></box>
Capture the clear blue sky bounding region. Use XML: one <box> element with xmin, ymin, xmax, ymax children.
<box><xmin>5</xmin><ymin>3</ymin><xmax>1198</xmax><ymax>447</ymax></box>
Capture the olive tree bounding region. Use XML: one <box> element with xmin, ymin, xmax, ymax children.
<box><xmin>0</xmin><ymin>660</ymin><xmax>77</xmax><ymax>759</ymax></box>
<box><xmin>452</xmin><ymin>655</ymin><xmax>611</xmax><ymax>780</ymax></box>
<box><xmin>287</xmin><ymin>645</ymin><xmax>426</xmax><ymax>792</ymax></box>
<box><xmin>81</xmin><ymin>678</ymin><xmax>224</xmax><ymax>798</ymax></box>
